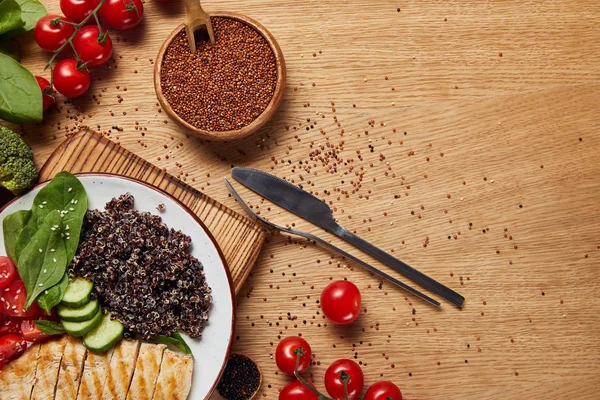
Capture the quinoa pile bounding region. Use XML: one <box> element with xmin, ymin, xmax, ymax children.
<box><xmin>68</xmin><ymin>193</ymin><xmax>212</xmax><ymax>339</ymax></box>
<box><xmin>160</xmin><ymin>17</ymin><xmax>278</xmax><ymax>132</ymax></box>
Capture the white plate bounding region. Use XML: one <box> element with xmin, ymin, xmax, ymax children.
<box><xmin>0</xmin><ymin>174</ymin><xmax>235</xmax><ymax>400</ymax></box>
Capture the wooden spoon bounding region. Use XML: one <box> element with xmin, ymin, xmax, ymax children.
<box><xmin>183</xmin><ymin>0</ymin><xmax>215</xmax><ymax>53</ymax></box>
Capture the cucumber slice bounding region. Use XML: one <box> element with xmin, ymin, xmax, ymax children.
<box><xmin>84</xmin><ymin>313</ymin><xmax>124</xmax><ymax>353</ymax></box>
<box><xmin>61</xmin><ymin>308</ymin><xmax>103</xmax><ymax>337</ymax></box>
<box><xmin>61</xmin><ymin>277</ymin><xmax>94</xmax><ymax>307</ymax></box>
<box><xmin>57</xmin><ymin>299</ymin><xmax>100</xmax><ymax>322</ymax></box>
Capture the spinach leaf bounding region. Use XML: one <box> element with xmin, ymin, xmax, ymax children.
<box><xmin>15</xmin><ymin>220</ymin><xmax>36</xmax><ymax>261</ymax></box>
<box><xmin>0</xmin><ymin>0</ymin><xmax>24</xmax><ymax>36</ymax></box>
<box><xmin>31</xmin><ymin>171</ymin><xmax>88</xmax><ymax>263</ymax></box>
<box><xmin>17</xmin><ymin>210</ymin><xmax>68</xmax><ymax>308</ymax></box>
<box><xmin>0</xmin><ymin>37</ymin><xmax>20</xmax><ymax>61</ymax></box>
<box><xmin>2</xmin><ymin>208</ymin><xmax>30</xmax><ymax>262</ymax></box>
<box><xmin>0</xmin><ymin>53</ymin><xmax>42</xmax><ymax>124</ymax></box>
<box><xmin>10</xmin><ymin>0</ymin><xmax>46</xmax><ymax>33</ymax></box>
<box><xmin>151</xmin><ymin>332</ymin><xmax>193</xmax><ymax>356</ymax></box>
<box><xmin>37</xmin><ymin>272</ymin><xmax>68</xmax><ymax>314</ymax></box>
<box><xmin>34</xmin><ymin>320</ymin><xmax>65</xmax><ymax>335</ymax></box>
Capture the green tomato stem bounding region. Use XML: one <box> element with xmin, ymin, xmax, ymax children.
<box><xmin>293</xmin><ymin>347</ymin><xmax>333</xmax><ymax>400</ymax></box>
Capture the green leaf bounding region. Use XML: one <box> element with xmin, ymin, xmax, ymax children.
<box><xmin>0</xmin><ymin>0</ymin><xmax>24</xmax><ymax>36</ymax></box>
<box><xmin>30</xmin><ymin>171</ymin><xmax>88</xmax><ymax>263</ymax></box>
<box><xmin>2</xmin><ymin>209</ymin><xmax>30</xmax><ymax>262</ymax></box>
<box><xmin>15</xmin><ymin>221</ymin><xmax>37</xmax><ymax>261</ymax></box>
<box><xmin>10</xmin><ymin>0</ymin><xmax>46</xmax><ymax>33</ymax></box>
<box><xmin>17</xmin><ymin>210</ymin><xmax>68</xmax><ymax>308</ymax></box>
<box><xmin>151</xmin><ymin>332</ymin><xmax>193</xmax><ymax>356</ymax></box>
<box><xmin>0</xmin><ymin>37</ymin><xmax>21</xmax><ymax>62</ymax></box>
<box><xmin>0</xmin><ymin>53</ymin><xmax>42</xmax><ymax>124</ymax></box>
<box><xmin>37</xmin><ymin>272</ymin><xmax>68</xmax><ymax>314</ymax></box>
<box><xmin>34</xmin><ymin>320</ymin><xmax>65</xmax><ymax>335</ymax></box>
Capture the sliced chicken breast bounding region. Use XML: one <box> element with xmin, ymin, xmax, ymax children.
<box><xmin>125</xmin><ymin>342</ymin><xmax>166</xmax><ymax>400</ymax></box>
<box><xmin>77</xmin><ymin>347</ymin><xmax>115</xmax><ymax>399</ymax></box>
<box><xmin>31</xmin><ymin>336</ymin><xmax>69</xmax><ymax>400</ymax></box>
<box><xmin>100</xmin><ymin>340</ymin><xmax>140</xmax><ymax>400</ymax></box>
<box><xmin>0</xmin><ymin>343</ymin><xmax>41</xmax><ymax>400</ymax></box>
<box><xmin>151</xmin><ymin>350</ymin><xmax>193</xmax><ymax>400</ymax></box>
<box><xmin>54</xmin><ymin>336</ymin><xmax>87</xmax><ymax>400</ymax></box>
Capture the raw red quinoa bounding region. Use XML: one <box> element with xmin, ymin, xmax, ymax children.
<box><xmin>160</xmin><ymin>17</ymin><xmax>278</xmax><ymax>132</ymax></box>
<box><xmin>68</xmin><ymin>193</ymin><xmax>212</xmax><ymax>340</ymax></box>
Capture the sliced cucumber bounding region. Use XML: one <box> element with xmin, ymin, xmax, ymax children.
<box><xmin>83</xmin><ymin>313</ymin><xmax>124</xmax><ymax>353</ymax></box>
<box><xmin>57</xmin><ymin>299</ymin><xmax>100</xmax><ymax>322</ymax></box>
<box><xmin>61</xmin><ymin>308</ymin><xmax>103</xmax><ymax>337</ymax></box>
<box><xmin>61</xmin><ymin>277</ymin><xmax>94</xmax><ymax>307</ymax></box>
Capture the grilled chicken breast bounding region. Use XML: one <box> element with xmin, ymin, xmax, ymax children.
<box><xmin>100</xmin><ymin>339</ymin><xmax>140</xmax><ymax>400</ymax></box>
<box><xmin>31</xmin><ymin>336</ymin><xmax>69</xmax><ymax>400</ymax></box>
<box><xmin>151</xmin><ymin>350</ymin><xmax>193</xmax><ymax>400</ymax></box>
<box><xmin>77</xmin><ymin>348</ymin><xmax>114</xmax><ymax>399</ymax></box>
<box><xmin>125</xmin><ymin>342</ymin><xmax>166</xmax><ymax>400</ymax></box>
<box><xmin>0</xmin><ymin>343</ymin><xmax>40</xmax><ymax>400</ymax></box>
<box><xmin>55</xmin><ymin>336</ymin><xmax>87</xmax><ymax>400</ymax></box>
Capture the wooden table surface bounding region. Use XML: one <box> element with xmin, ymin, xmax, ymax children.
<box><xmin>12</xmin><ymin>1</ymin><xmax>600</xmax><ymax>399</ymax></box>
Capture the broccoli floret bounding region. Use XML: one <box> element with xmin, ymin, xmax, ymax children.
<box><xmin>0</xmin><ymin>124</ymin><xmax>38</xmax><ymax>195</ymax></box>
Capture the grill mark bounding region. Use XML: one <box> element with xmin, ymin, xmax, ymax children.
<box><xmin>96</xmin><ymin>348</ymin><xmax>117</xmax><ymax>399</ymax></box>
<box><xmin>123</xmin><ymin>341</ymin><xmax>141</xmax><ymax>399</ymax></box>
<box><xmin>104</xmin><ymin>344</ymin><xmax>121</xmax><ymax>397</ymax></box>
<box><xmin>73</xmin><ymin>349</ymin><xmax>88</xmax><ymax>400</ymax></box>
<box><xmin>150</xmin><ymin>351</ymin><xmax>170</xmax><ymax>400</ymax></box>
<box><xmin>50</xmin><ymin>338</ymin><xmax>69</xmax><ymax>400</ymax></box>
<box><xmin>27</xmin><ymin>344</ymin><xmax>42</xmax><ymax>400</ymax></box>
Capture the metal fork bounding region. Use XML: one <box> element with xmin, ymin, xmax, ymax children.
<box><xmin>224</xmin><ymin>178</ymin><xmax>441</xmax><ymax>308</ymax></box>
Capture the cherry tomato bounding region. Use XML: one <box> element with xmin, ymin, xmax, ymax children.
<box><xmin>0</xmin><ymin>334</ymin><xmax>27</xmax><ymax>363</ymax></box>
<box><xmin>279</xmin><ymin>380</ymin><xmax>318</xmax><ymax>400</ymax></box>
<box><xmin>20</xmin><ymin>320</ymin><xmax>54</xmax><ymax>343</ymax></box>
<box><xmin>35</xmin><ymin>76</ymin><xmax>55</xmax><ymax>111</ymax></box>
<box><xmin>364</xmin><ymin>381</ymin><xmax>402</xmax><ymax>400</ymax></box>
<box><xmin>0</xmin><ymin>257</ymin><xmax>16</xmax><ymax>289</ymax></box>
<box><xmin>100</xmin><ymin>0</ymin><xmax>144</xmax><ymax>30</ymax></box>
<box><xmin>324</xmin><ymin>359</ymin><xmax>364</xmax><ymax>400</ymax></box>
<box><xmin>34</xmin><ymin>15</ymin><xmax>75</xmax><ymax>52</ymax></box>
<box><xmin>276</xmin><ymin>336</ymin><xmax>312</xmax><ymax>376</ymax></box>
<box><xmin>320</xmin><ymin>280</ymin><xmax>361</xmax><ymax>325</ymax></box>
<box><xmin>52</xmin><ymin>58</ymin><xmax>91</xmax><ymax>98</ymax></box>
<box><xmin>1</xmin><ymin>279</ymin><xmax>40</xmax><ymax>318</ymax></box>
<box><xmin>0</xmin><ymin>320</ymin><xmax>20</xmax><ymax>336</ymax></box>
<box><xmin>73</xmin><ymin>25</ymin><xmax>113</xmax><ymax>67</ymax></box>
<box><xmin>60</xmin><ymin>0</ymin><xmax>101</xmax><ymax>23</ymax></box>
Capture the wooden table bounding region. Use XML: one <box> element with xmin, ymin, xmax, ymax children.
<box><xmin>13</xmin><ymin>1</ymin><xmax>600</xmax><ymax>399</ymax></box>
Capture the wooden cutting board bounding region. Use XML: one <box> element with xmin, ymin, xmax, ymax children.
<box><xmin>39</xmin><ymin>128</ymin><xmax>265</xmax><ymax>293</ymax></box>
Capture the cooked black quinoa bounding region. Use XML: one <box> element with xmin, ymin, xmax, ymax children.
<box><xmin>217</xmin><ymin>354</ymin><xmax>261</xmax><ymax>400</ymax></box>
<box><xmin>68</xmin><ymin>193</ymin><xmax>211</xmax><ymax>340</ymax></box>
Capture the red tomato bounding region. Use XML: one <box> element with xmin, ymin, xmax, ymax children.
<box><xmin>60</xmin><ymin>0</ymin><xmax>101</xmax><ymax>23</ymax></box>
<box><xmin>0</xmin><ymin>319</ymin><xmax>20</xmax><ymax>335</ymax></box>
<box><xmin>276</xmin><ymin>336</ymin><xmax>312</xmax><ymax>376</ymax></box>
<box><xmin>324</xmin><ymin>359</ymin><xmax>364</xmax><ymax>400</ymax></box>
<box><xmin>0</xmin><ymin>334</ymin><xmax>27</xmax><ymax>363</ymax></box>
<box><xmin>364</xmin><ymin>381</ymin><xmax>402</xmax><ymax>400</ymax></box>
<box><xmin>52</xmin><ymin>59</ymin><xmax>91</xmax><ymax>98</ymax></box>
<box><xmin>1</xmin><ymin>279</ymin><xmax>40</xmax><ymax>318</ymax></box>
<box><xmin>34</xmin><ymin>15</ymin><xmax>75</xmax><ymax>52</ymax></box>
<box><xmin>73</xmin><ymin>25</ymin><xmax>113</xmax><ymax>67</ymax></box>
<box><xmin>100</xmin><ymin>0</ymin><xmax>144</xmax><ymax>30</ymax></box>
<box><xmin>35</xmin><ymin>76</ymin><xmax>55</xmax><ymax>111</ymax></box>
<box><xmin>20</xmin><ymin>320</ymin><xmax>53</xmax><ymax>342</ymax></box>
<box><xmin>279</xmin><ymin>380</ymin><xmax>318</xmax><ymax>400</ymax></box>
<box><xmin>320</xmin><ymin>280</ymin><xmax>361</xmax><ymax>325</ymax></box>
<box><xmin>0</xmin><ymin>256</ymin><xmax>16</xmax><ymax>289</ymax></box>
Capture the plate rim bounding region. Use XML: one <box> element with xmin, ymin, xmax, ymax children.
<box><xmin>0</xmin><ymin>172</ymin><xmax>236</xmax><ymax>400</ymax></box>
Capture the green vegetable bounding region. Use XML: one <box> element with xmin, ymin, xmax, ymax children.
<box><xmin>0</xmin><ymin>37</ymin><xmax>20</xmax><ymax>61</ymax></box>
<box><xmin>0</xmin><ymin>54</ymin><xmax>43</xmax><ymax>124</ymax></box>
<box><xmin>34</xmin><ymin>319</ymin><xmax>65</xmax><ymax>335</ymax></box>
<box><xmin>17</xmin><ymin>210</ymin><xmax>68</xmax><ymax>308</ymax></box>
<box><xmin>37</xmin><ymin>272</ymin><xmax>68</xmax><ymax>314</ymax></box>
<box><xmin>0</xmin><ymin>0</ymin><xmax>24</xmax><ymax>36</ymax></box>
<box><xmin>61</xmin><ymin>308</ymin><xmax>103</xmax><ymax>336</ymax></box>
<box><xmin>58</xmin><ymin>299</ymin><xmax>99</xmax><ymax>322</ymax></box>
<box><xmin>10</xmin><ymin>0</ymin><xmax>46</xmax><ymax>34</ymax></box>
<box><xmin>0</xmin><ymin>124</ymin><xmax>38</xmax><ymax>195</ymax></box>
<box><xmin>151</xmin><ymin>332</ymin><xmax>193</xmax><ymax>356</ymax></box>
<box><xmin>61</xmin><ymin>277</ymin><xmax>93</xmax><ymax>307</ymax></box>
<box><xmin>83</xmin><ymin>313</ymin><xmax>124</xmax><ymax>353</ymax></box>
<box><xmin>2</xmin><ymin>208</ymin><xmax>30</xmax><ymax>262</ymax></box>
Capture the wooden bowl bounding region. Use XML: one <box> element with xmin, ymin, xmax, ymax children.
<box><xmin>154</xmin><ymin>12</ymin><xmax>286</xmax><ymax>142</ymax></box>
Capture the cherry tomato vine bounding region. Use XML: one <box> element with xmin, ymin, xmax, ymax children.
<box><xmin>291</xmin><ymin>347</ymin><xmax>350</xmax><ymax>400</ymax></box>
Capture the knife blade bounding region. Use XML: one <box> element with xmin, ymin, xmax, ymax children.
<box><xmin>231</xmin><ymin>167</ymin><xmax>465</xmax><ymax>308</ymax></box>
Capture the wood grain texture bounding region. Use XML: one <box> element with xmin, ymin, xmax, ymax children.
<box><xmin>39</xmin><ymin>130</ymin><xmax>265</xmax><ymax>293</ymax></box>
<box><xmin>12</xmin><ymin>1</ymin><xmax>600</xmax><ymax>399</ymax></box>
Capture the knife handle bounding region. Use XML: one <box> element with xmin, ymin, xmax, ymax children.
<box><xmin>335</xmin><ymin>227</ymin><xmax>465</xmax><ymax>308</ymax></box>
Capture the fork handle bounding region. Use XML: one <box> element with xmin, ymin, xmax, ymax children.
<box><xmin>183</xmin><ymin>0</ymin><xmax>208</xmax><ymax>18</ymax></box>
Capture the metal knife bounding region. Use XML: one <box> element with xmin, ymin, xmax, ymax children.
<box><xmin>231</xmin><ymin>167</ymin><xmax>465</xmax><ymax>308</ymax></box>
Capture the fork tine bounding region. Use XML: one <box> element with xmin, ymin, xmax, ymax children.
<box><xmin>184</xmin><ymin>24</ymin><xmax>196</xmax><ymax>53</ymax></box>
